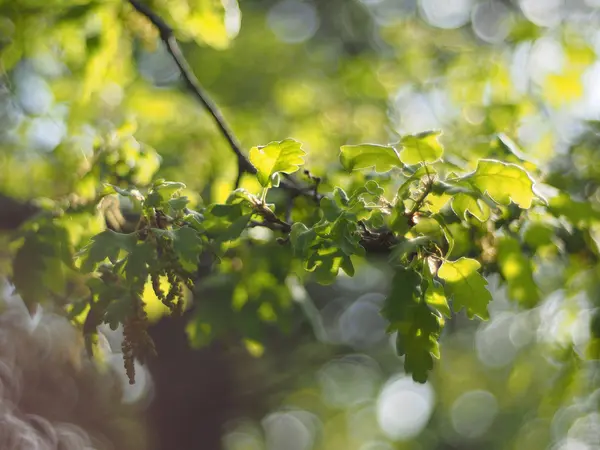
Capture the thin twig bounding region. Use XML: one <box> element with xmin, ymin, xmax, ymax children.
<box><xmin>249</xmin><ymin>220</ymin><xmax>289</xmax><ymax>232</ymax></box>
<box><xmin>128</xmin><ymin>0</ymin><xmax>255</xmax><ymax>176</ymax></box>
<box><xmin>254</xmin><ymin>203</ymin><xmax>292</xmax><ymax>233</ymax></box>
<box><xmin>284</xmin><ymin>194</ymin><xmax>295</xmax><ymax>223</ymax></box>
<box><xmin>127</xmin><ymin>0</ymin><xmax>324</xmax><ymax>201</ymax></box>
<box><xmin>408</xmin><ymin>173</ymin><xmax>434</xmax><ymax>217</ymax></box>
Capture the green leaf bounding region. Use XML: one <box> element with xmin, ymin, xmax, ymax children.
<box><xmin>396</xmin><ymin>166</ymin><xmax>437</xmax><ymax>204</ymax></box>
<box><xmin>496</xmin><ymin>132</ymin><xmax>530</xmax><ymax>162</ymax></box>
<box><xmin>496</xmin><ymin>237</ymin><xmax>539</xmax><ymax>307</ymax></box>
<box><xmin>307</xmin><ymin>250</ymin><xmax>344</xmax><ymax>285</ymax></box>
<box><xmin>105</xmin><ymin>296</ymin><xmax>134</xmax><ymax>330</ymax></box>
<box><xmin>210</xmin><ymin>203</ymin><xmax>244</xmax><ymax>218</ymax></box>
<box><xmin>425</xmin><ymin>280</ymin><xmax>450</xmax><ymax>318</ymax></box>
<box><xmin>451</xmin><ymin>193</ymin><xmax>491</xmax><ymax>222</ymax></box>
<box><xmin>364</xmin><ymin>180</ymin><xmax>385</xmax><ymax>196</ymax></box>
<box><xmin>172</xmin><ymin>227</ymin><xmax>203</xmax><ymax>272</ymax></box>
<box><xmin>290</xmin><ymin>223</ymin><xmax>317</xmax><ymax>258</ymax></box>
<box><xmin>79</xmin><ymin>230</ymin><xmax>138</xmax><ymax>273</ymax></box>
<box><xmin>320</xmin><ymin>196</ymin><xmax>343</xmax><ymax>222</ymax></box>
<box><xmin>397</xmin><ymin>301</ymin><xmax>442</xmax><ymax>383</ymax></box>
<box><xmin>330</xmin><ymin>216</ymin><xmax>364</xmax><ymax>257</ymax></box>
<box><xmin>151</xmin><ymin>181</ymin><xmax>186</xmax><ymax>200</ymax></box>
<box><xmin>381</xmin><ymin>268</ymin><xmax>441</xmax><ymax>383</ymax></box>
<box><xmin>464</xmin><ymin>160</ymin><xmax>535</xmax><ymax>209</ymax></box>
<box><xmin>227</xmin><ymin>188</ymin><xmax>259</xmax><ymax>206</ymax></box>
<box><xmin>381</xmin><ymin>268</ymin><xmax>422</xmax><ymax>321</ymax></box>
<box><xmin>398</xmin><ymin>130</ymin><xmax>444</xmax><ymax>165</ymax></box>
<box><xmin>426</xmin><ymin>193</ymin><xmax>451</xmax><ymax>213</ymax></box>
<box><xmin>124</xmin><ymin>241</ymin><xmax>154</xmax><ymax>286</ymax></box>
<box><xmin>339</xmin><ymin>143</ymin><xmax>402</xmax><ymax>173</ymax></box>
<box><xmin>249</xmin><ymin>139</ymin><xmax>306</xmax><ymax>187</ymax></box>
<box><xmin>219</xmin><ymin>214</ymin><xmax>252</xmax><ymax>242</ymax></box>
<box><xmin>388</xmin><ymin>236</ymin><xmax>431</xmax><ymax>265</ymax></box>
<box><xmin>168</xmin><ymin>196</ymin><xmax>190</xmax><ymax>211</ymax></box>
<box><xmin>438</xmin><ymin>257</ymin><xmax>492</xmax><ymax>320</ymax></box>
<box><xmin>339</xmin><ymin>255</ymin><xmax>355</xmax><ymax>277</ymax></box>
<box><xmin>152</xmin><ymin>180</ymin><xmax>186</xmax><ymax>195</ymax></box>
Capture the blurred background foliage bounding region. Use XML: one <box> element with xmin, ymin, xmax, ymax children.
<box><xmin>3</xmin><ymin>0</ymin><xmax>600</xmax><ymax>449</ymax></box>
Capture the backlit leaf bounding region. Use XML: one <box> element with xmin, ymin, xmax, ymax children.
<box><xmin>425</xmin><ymin>280</ymin><xmax>450</xmax><ymax>318</ymax></box>
<box><xmin>339</xmin><ymin>144</ymin><xmax>402</xmax><ymax>172</ymax></box>
<box><xmin>79</xmin><ymin>230</ymin><xmax>138</xmax><ymax>273</ymax></box>
<box><xmin>382</xmin><ymin>268</ymin><xmax>442</xmax><ymax>383</ymax></box>
<box><xmin>464</xmin><ymin>159</ymin><xmax>535</xmax><ymax>209</ymax></box>
<box><xmin>438</xmin><ymin>258</ymin><xmax>491</xmax><ymax>320</ymax></box>
<box><xmin>451</xmin><ymin>193</ymin><xmax>491</xmax><ymax>222</ymax></box>
<box><xmin>398</xmin><ymin>130</ymin><xmax>444</xmax><ymax>165</ymax></box>
<box><xmin>249</xmin><ymin>139</ymin><xmax>306</xmax><ymax>187</ymax></box>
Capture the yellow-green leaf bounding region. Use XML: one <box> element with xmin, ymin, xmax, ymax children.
<box><xmin>496</xmin><ymin>237</ymin><xmax>539</xmax><ymax>307</ymax></box>
<box><xmin>398</xmin><ymin>130</ymin><xmax>444</xmax><ymax>165</ymax></box>
<box><xmin>438</xmin><ymin>257</ymin><xmax>492</xmax><ymax>320</ymax></box>
<box><xmin>249</xmin><ymin>139</ymin><xmax>306</xmax><ymax>187</ymax></box>
<box><xmin>425</xmin><ymin>280</ymin><xmax>451</xmax><ymax>318</ymax></box>
<box><xmin>427</xmin><ymin>193</ymin><xmax>451</xmax><ymax>213</ymax></box>
<box><xmin>466</xmin><ymin>160</ymin><xmax>535</xmax><ymax>209</ymax></box>
<box><xmin>339</xmin><ymin>144</ymin><xmax>402</xmax><ymax>172</ymax></box>
<box><xmin>451</xmin><ymin>193</ymin><xmax>490</xmax><ymax>222</ymax></box>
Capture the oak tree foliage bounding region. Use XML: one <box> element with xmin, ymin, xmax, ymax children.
<box><xmin>1</xmin><ymin>0</ymin><xmax>600</xmax><ymax>392</ymax></box>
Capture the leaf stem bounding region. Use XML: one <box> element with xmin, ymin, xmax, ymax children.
<box><xmin>260</xmin><ymin>188</ymin><xmax>268</xmax><ymax>204</ymax></box>
<box><xmin>409</xmin><ymin>177</ymin><xmax>434</xmax><ymax>216</ymax></box>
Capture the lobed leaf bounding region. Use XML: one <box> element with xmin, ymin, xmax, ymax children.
<box><xmin>339</xmin><ymin>144</ymin><xmax>402</xmax><ymax>173</ymax></box>
<box><xmin>79</xmin><ymin>230</ymin><xmax>138</xmax><ymax>273</ymax></box>
<box><xmin>172</xmin><ymin>227</ymin><xmax>203</xmax><ymax>272</ymax></box>
<box><xmin>464</xmin><ymin>159</ymin><xmax>535</xmax><ymax>209</ymax></box>
<box><xmin>451</xmin><ymin>192</ymin><xmax>491</xmax><ymax>222</ymax></box>
<box><xmin>381</xmin><ymin>268</ymin><xmax>442</xmax><ymax>383</ymax></box>
<box><xmin>398</xmin><ymin>130</ymin><xmax>444</xmax><ymax>165</ymax></box>
<box><xmin>438</xmin><ymin>257</ymin><xmax>492</xmax><ymax>320</ymax></box>
<box><xmin>425</xmin><ymin>280</ymin><xmax>451</xmax><ymax>318</ymax></box>
<box><xmin>249</xmin><ymin>139</ymin><xmax>306</xmax><ymax>187</ymax></box>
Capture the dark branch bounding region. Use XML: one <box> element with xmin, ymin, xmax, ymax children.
<box><xmin>127</xmin><ymin>0</ymin><xmax>324</xmax><ymax>202</ymax></box>
<box><xmin>128</xmin><ymin>0</ymin><xmax>255</xmax><ymax>176</ymax></box>
<box><xmin>253</xmin><ymin>203</ymin><xmax>292</xmax><ymax>233</ymax></box>
<box><xmin>248</xmin><ymin>220</ymin><xmax>289</xmax><ymax>233</ymax></box>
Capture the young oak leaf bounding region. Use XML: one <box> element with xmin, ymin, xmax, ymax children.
<box><xmin>381</xmin><ymin>268</ymin><xmax>442</xmax><ymax>383</ymax></box>
<box><xmin>339</xmin><ymin>144</ymin><xmax>402</xmax><ymax>172</ymax></box>
<box><xmin>172</xmin><ymin>227</ymin><xmax>203</xmax><ymax>272</ymax></box>
<box><xmin>78</xmin><ymin>230</ymin><xmax>138</xmax><ymax>273</ymax></box>
<box><xmin>249</xmin><ymin>139</ymin><xmax>306</xmax><ymax>187</ymax></box>
<box><xmin>399</xmin><ymin>301</ymin><xmax>442</xmax><ymax>383</ymax></box>
<box><xmin>398</xmin><ymin>130</ymin><xmax>444</xmax><ymax>165</ymax></box>
<box><xmin>451</xmin><ymin>192</ymin><xmax>491</xmax><ymax>222</ymax></box>
<box><xmin>425</xmin><ymin>280</ymin><xmax>451</xmax><ymax>318</ymax></box>
<box><xmin>438</xmin><ymin>257</ymin><xmax>492</xmax><ymax>320</ymax></box>
<box><xmin>463</xmin><ymin>159</ymin><xmax>535</xmax><ymax>209</ymax></box>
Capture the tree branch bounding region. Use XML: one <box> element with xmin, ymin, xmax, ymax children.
<box><xmin>127</xmin><ymin>0</ymin><xmax>323</xmax><ymax>200</ymax></box>
<box><xmin>128</xmin><ymin>0</ymin><xmax>255</xmax><ymax>177</ymax></box>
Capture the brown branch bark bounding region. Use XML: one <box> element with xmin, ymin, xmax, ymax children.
<box><xmin>128</xmin><ymin>0</ymin><xmax>255</xmax><ymax>180</ymax></box>
<box><xmin>127</xmin><ymin>0</ymin><xmax>322</xmax><ymax>200</ymax></box>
